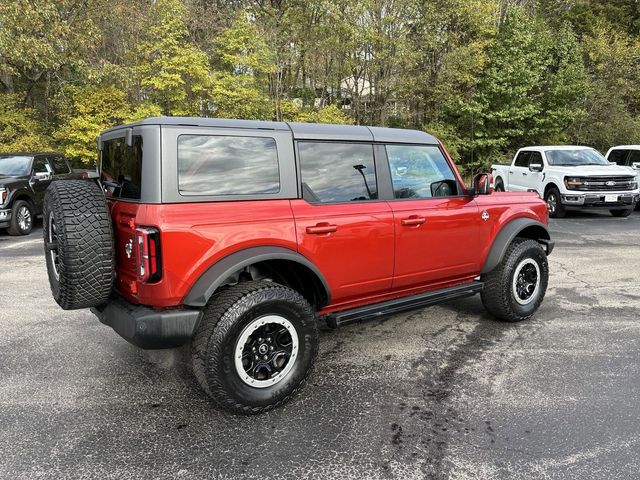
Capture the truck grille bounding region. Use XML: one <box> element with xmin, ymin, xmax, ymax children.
<box><xmin>571</xmin><ymin>176</ymin><xmax>637</xmax><ymax>191</ymax></box>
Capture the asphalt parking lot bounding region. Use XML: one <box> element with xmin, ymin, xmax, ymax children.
<box><xmin>1</xmin><ymin>211</ymin><xmax>639</xmax><ymax>479</ymax></box>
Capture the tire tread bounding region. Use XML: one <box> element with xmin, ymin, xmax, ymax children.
<box><xmin>43</xmin><ymin>180</ymin><xmax>114</xmax><ymax>310</ymax></box>
<box><xmin>191</xmin><ymin>280</ymin><xmax>318</xmax><ymax>415</ymax></box>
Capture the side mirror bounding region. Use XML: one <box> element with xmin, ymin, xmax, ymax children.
<box><xmin>32</xmin><ymin>172</ymin><xmax>52</xmax><ymax>182</ymax></box>
<box><xmin>529</xmin><ymin>163</ymin><xmax>543</xmax><ymax>172</ymax></box>
<box><xmin>608</xmin><ymin>161</ymin><xmax>617</xmax><ymax>166</ymax></box>
<box><xmin>473</xmin><ymin>173</ymin><xmax>491</xmax><ymax>195</ymax></box>
<box><xmin>632</xmin><ymin>162</ymin><xmax>640</xmax><ymax>170</ymax></box>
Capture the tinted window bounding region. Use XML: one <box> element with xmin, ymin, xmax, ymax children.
<box><xmin>386</xmin><ymin>145</ymin><xmax>459</xmax><ymax>199</ymax></box>
<box><xmin>529</xmin><ymin>151</ymin><xmax>543</xmax><ymax>166</ymax></box>
<box><xmin>298</xmin><ymin>142</ymin><xmax>377</xmax><ymax>203</ymax></box>
<box><xmin>608</xmin><ymin>150</ymin><xmax>629</xmax><ymax>165</ymax></box>
<box><xmin>33</xmin><ymin>157</ymin><xmax>51</xmax><ymax>174</ymax></box>
<box><xmin>627</xmin><ymin>150</ymin><xmax>640</xmax><ymax>165</ymax></box>
<box><xmin>178</xmin><ymin>135</ymin><xmax>279</xmax><ymax>196</ymax></box>
<box><xmin>101</xmin><ymin>136</ymin><xmax>143</xmax><ymax>200</ymax></box>
<box><xmin>50</xmin><ymin>156</ymin><xmax>70</xmax><ymax>174</ymax></box>
<box><xmin>514</xmin><ymin>151</ymin><xmax>531</xmax><ymax>167</ymax></box>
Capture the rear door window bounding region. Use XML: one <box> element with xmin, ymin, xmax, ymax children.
<box><xmin>49</xmin><ymin>155</ymin><xmax>70</xmax><ymax>174</ymax></box>
<box><xmin>298</xmin><ymin>142</ymin><xmax>377</xmax><ymax>203</ymax></box>
<box><xmin>177</xmin><ymin>135</ymin><xmax>280</xmax><ymax>196</ymax></box>
<box><xmin>101</xmin><ymin>136</ymin><xmax>143</xmax><ymax>200</ymax></box>
<box><xmin>608</xmin><ymin>150</ymin><xmax>630</xmax><ymax>166</ymax></box>
<box><xmin>627</xmin><ymin>150</ymin><xmax>640</xmax><ymax>165</ymax></box>
<box><xmin>386</xmin><ymin>144</ymin><xmax>459</xmax><ymax>199</ymax></box>
<box><xmin>514</xmin><ymin>151</ymin><xmax>531</xmax><ymax>167</ymax></box>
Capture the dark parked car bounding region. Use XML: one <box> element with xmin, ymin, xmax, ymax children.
<box><xmin>0</xmin><ymin>153</ymin><xmax>82</xmax><ymax>235</ymax></box>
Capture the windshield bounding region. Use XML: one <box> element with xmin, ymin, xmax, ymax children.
<box><xmin>545</xmin><ymin>149</ymin><xmax>609</xmax><ymax>166</ymax></box>
<box><xmin>0</xmin><ymin>155</ymin><xmax>32</xmax><ymax>176</ymax></box>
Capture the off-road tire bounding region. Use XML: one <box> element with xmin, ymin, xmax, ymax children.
<box><xmin>7</xmin><ymin>200</ymin><xmax>34</xmax><ymax>236</ymax></box>
<box><xmin>610</xmin><ymin>208</ymin><xmax>633</xmax><ymax>217</ymax></box>
<box><xmin>43</xmin><ymin>180</ymin><xmax>114</xmax><ymax>310</ymax></box>
<box><xmin>191</xmin><ymin>280</ymin><xmax>319</xmax><ymax>415</ymax></box>
<box><xmin>544</xmin><ymin>187</ymin><xmax>566</xmax><ymax>218</ymax></box>
<box><xmin>481</xmin><ymin>238</ymin><xmax>548</xmax><ymax>322</ymax></box>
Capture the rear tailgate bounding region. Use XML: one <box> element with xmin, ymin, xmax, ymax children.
<box><xmin>109</xmin><ymin>200</ymin><xmax>140</xmax><ymax>300</ymax></box>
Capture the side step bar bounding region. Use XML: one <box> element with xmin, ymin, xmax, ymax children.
<box><xmin>325</xmin><ymin>281</ymin><xmax>484</xmax><ymax>328</ymax></box>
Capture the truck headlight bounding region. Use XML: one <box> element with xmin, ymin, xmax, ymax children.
<box><xmin>564</xmin><ymin>177</ymin><xmax>584</xmax><ymax>190</ymax></box>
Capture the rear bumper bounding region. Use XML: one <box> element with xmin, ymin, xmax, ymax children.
<box><xmin>561</xmin><ymin>192</ymin><xmax>639</xmax><ymax>209</ymax></box>
<box><xmin>539</xmin><ymin>238</ymin><xmax>555</xmax><ymax>255</ymax></box>
<box><xmin>91</xmin><ymin>297</ymin><xmax>201</xmax><ymax>349</ymax></box>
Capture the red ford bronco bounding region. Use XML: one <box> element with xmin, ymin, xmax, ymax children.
<box><xmin>43</xmin><ymin>117</ymin><xmax>553</xmax><ymax>414</ymax></box>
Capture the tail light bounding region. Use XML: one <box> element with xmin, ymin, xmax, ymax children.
<box><xmin>0</xmin><ymin>187</ymin><xmax>6</xmax><ymax>205</ymax></box>
<box><xmin>135</xmin><ymin>227</ymin><xmax>162</xmax><ymax>283</ymax></box>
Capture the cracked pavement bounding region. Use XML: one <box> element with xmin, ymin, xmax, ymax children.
<box><xmin>1</xmin><ymin>210</ymin><xmax>639</xmax><ymax>479</ymax></box>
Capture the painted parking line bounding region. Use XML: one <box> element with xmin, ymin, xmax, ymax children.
<box><xmin>0</xmin><ymin>238</ymin><xmax>43</xmax><ymax>250</ymax></box>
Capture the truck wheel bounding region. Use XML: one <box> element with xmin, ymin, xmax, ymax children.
<box><xmin>610</xmin><ymin>208</ymin><xmax>633</xmax><ymax>217</ymax></box>
<box><xmin>43</xmin><ymin>180</ymin><xmax>114</xmax><ymax>310</ymax></box>
<box><xmin>494</xmin><ymin>180</ymin><xmax>504</xmax><ymax>192</ymax></box>
<box><xmin>544</xmin><ymin>187</ymin><xmax>566</xmax><ymax>218</ymax></box>
<box><xmin>481</xmin><ymin>239</ymin><xmax>548</xmax><ymax>322</ymax></box>
<box><xmin>7</xmin><ymin>200</ymin><xmax>34</xmax><ymax>236</ymax></box>
<box><xmin>191</xmin><ymin>280</ymin><xmax>319</xmax><ymax>415</ymax></box>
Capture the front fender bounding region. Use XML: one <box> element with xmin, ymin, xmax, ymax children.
<box><xmin>6</xmin><ymin>184</ymin><xmax>35</xmax><ymax>206</ymax></box>
<box><xmin>481</xmin><ymin>218</ymin><xmax>552</xmax><ymax>274</ymax></box>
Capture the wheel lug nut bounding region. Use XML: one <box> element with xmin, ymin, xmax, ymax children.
<box><xmin>258</xmin><ymin>338</ymin><xmax>263</xmax><ymax>342</ymax></box>
<box><xmin>269</xmin><ymin>346</ymin><xmax>274</xmax><ymax>351</ymax></box>
<box><xmin>263</xmin><ymin>355</ymin><xmax>268</xmax><ymax>360</ymax></box>
<box><xmin>252</xmin><ymin>347</ymin><xmax>256</xmax><ymax>352</ymax></box>
<box><xmin>255</xmin><ymin>355</ymin><xmax>259</xmax><ymax>360</ymax></box>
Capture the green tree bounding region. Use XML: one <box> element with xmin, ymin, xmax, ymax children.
<box><xmin>54</xmin><ymin>86</ymin><xmax>131</xmax><ymax>164</ymax></box>
<box><xmin>0</xmin><ymin>0</ymin><xmax>99</xmax><ymax>125</ymax></box>
<box><xmin>572</xmin><ymin>20</ymin><xmax>640</xmax><ymax>151</ymax></box>
<box><xmin>137</xmin><ymin>0</ymin><xmax>212</xmax><ymax>116</ymax></box>
<box><xmin>210</xmin><ymin>14</ymin><xmax>274</xmax><ymax>119</ymax></box>
<box><xmin>0</xmin><ymin>94</ymin><xmax>52</xmax><ymax>152</ymax></box>
<box><xmin>537</xmin><ymin>23</ymin><xmax>588</xmax><ymax>144</ymax></box>
<box><xmin>473</xmin><ymin>7</ymin><xmax>551</xmax><ymax>162</ymax></box>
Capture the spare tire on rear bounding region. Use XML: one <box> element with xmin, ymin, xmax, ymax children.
<box><xmin>43</xmin><ymin>180</ymin><xmax>114</xmax><ymax>310</ymax></box>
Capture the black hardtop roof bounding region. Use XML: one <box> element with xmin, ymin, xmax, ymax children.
<box><xmin>102</xmin><ymin>116</ymin><xmax>439</xmax><ymax>144</ymax></box>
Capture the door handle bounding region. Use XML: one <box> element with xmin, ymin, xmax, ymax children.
<box><xmin>306</xmin><ymin>223</ymin><xmax>338</xmax><ymax>234</ymax></box>
<box><xmin>509</xmin><ymin>171</ymin><xmax>514</xmax><ymax>174</ymax></box>
<box><xmin>522</xmin><ymin>172</ymin><xmax>528</xmax><ymax>176</ymax></box>
<box><xmin>401</xmin><ymin>215</ymin><xmax>426</xmax><ymax>227</ymax></box>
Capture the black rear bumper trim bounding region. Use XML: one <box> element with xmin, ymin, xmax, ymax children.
<box><xmin>91</xmin><ymin>298</ymin><xmax>201</xmax><ymax>349</ymax></box>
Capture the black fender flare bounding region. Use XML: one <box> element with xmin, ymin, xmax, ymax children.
<box><xmin>8</xmin><ymin>187</ymin><xmax>36</xmax><ymax>206</ymax></box>
<box><xmin>481</xmin><ymin>218</ymin><xmax>552</xmax><ymax>274</ymax></box>
<box><xmin>182</xmin><ymin>246</ymin><xmax>331</xmax><ymax>307</ymax></box>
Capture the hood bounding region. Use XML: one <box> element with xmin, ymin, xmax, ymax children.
<box><xmin>550</xmin><ymin>164</ymin><xmax>636</xmax><ymax>177</ymax></box>
<box><xmin>0</xmin><ymin>175</ymin><xmax>28</xmax><ymax>188</ymax></box>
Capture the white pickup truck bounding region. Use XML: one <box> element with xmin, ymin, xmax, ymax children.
<box><xmin>491</xmin><ymin>146</ymin><xmax>639</xmax><ymax>218</ymax></box>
